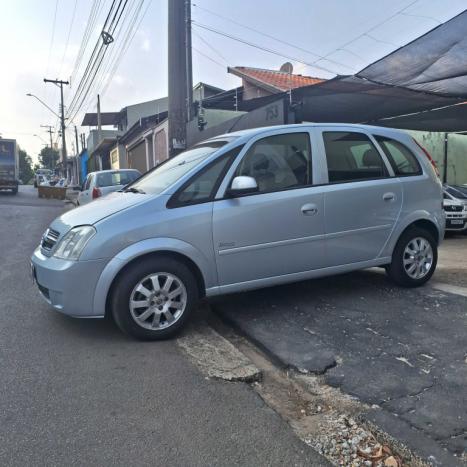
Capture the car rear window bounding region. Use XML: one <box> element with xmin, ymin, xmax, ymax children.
<box><xmin>323</xmin><ymin>131</ymin><xmax>388</xmax><ymax>183</ymax></box>
<box><xmin>374</xmin><ymin>136</ymin><xmax>422</xmax><ymax>176</ymax></box>
<box><xmin>96</xmin><ymin>171</ymin><xmax>139</xmax><ymax>187</ymax></box>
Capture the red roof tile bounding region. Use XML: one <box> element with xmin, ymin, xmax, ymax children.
<box><xmin>228</xmin><ymin>66</ymin><xmax>325</xmax><ymax>92</ymax></box>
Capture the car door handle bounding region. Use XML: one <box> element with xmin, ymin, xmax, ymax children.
<box><xmin>383</xmin><ymin>192</ymin><xmax>395</xmax><ymax>202</ymax></box>
<box><xmin>301</xmin><ymin>203</ymin><xmax>318</xmax><ymax>215</ymax></box>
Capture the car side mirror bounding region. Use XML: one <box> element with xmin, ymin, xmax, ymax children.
<box><xmin>228</xmin><ymin>176</ymin><xmax>258</xmax><ymax>197</ymax></box>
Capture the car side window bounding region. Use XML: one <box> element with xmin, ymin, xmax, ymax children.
<box><xmin>323</xmin><ymin>132</ymin><xmax>388</xmax><ymax>183</ymax></box>
<box><xmin>235</xmin><ymin>133</ymin><xmax>311</xmax><ymax>193</ymax></box>
<box><xmin>171</xmin><ymin>146</ymin><xmax>243</xmax><ymax>207</ymax></box>
<box><xmin>375</xmin><ymin>136</ymin><xmax>422</xmax><ymax>176</ymax></box>
<box><xmin>84</xmin><ymin>175</ymin><xmax>92</xmax><ymax>190</ymax></box>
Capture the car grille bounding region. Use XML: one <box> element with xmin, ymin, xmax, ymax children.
<box><xmin>444</xmin><ymin>205</ymin><xmax>462</xmax><ymax>212</ymax></box>
<box><xmin>41</xmin><ymin>228</ymin><xmax>60</xmax><ymax>251</ymax></box>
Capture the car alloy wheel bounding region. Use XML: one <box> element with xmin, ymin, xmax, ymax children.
<box><xmin>402</xmin><ymin>237</ymin><xmax>434</xmax><ymax>280</ymax></box>
<box><xmin>129</xmin><ymin>272</ymin><xmax>187</xmax><ymax>330</ymax></box>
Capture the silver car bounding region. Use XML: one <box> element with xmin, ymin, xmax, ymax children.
<box><xmin>31</xmin><ymin>124</ymin><xmax>444</xmax><ymax>340</ymax></box>
<box><xmin>77</xmin><ymin>169</ymin><xmax>141</xmax><ymax>205</ymax></box>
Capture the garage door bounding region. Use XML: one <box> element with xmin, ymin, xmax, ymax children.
<box><xmin>127</xmin><ymin>141</ymin><xmax>147</xmax><ymax>174</ymax></box>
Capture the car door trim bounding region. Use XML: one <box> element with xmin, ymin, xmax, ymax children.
<box><xmin>218</xmin><ymin>223</ymin><xmax>392</xmax><ymax>256</ymax></box>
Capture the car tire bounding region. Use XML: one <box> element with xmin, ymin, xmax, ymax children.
<box><xmin>110</xmin><ymin>256</ymin><xmax>198</xmax><ymax>340</ymax></box>
<box><xmin>386</xmin><ymin>227</ymin><xmax>437</xmax><ymax>287</ymax></box>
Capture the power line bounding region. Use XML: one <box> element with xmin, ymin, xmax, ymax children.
<box><xmin>66</xmin><ymin>0</ymin><xmax>121</xmax><ymax>118</ymax></box>
<box><xmin>59</xmin><ymin>0</ymin><xmax>78</xmax><ymax>75</ymax></box>
<box><xmin>192</xmin><ymin>3</ymin><xmax>357</xmax><ymax>74</ymax></box>
<box><xmin>192</xmin><ymin>30</ymin><xmax>229</xmax><ymax>65</ymax></box>
<box><xmin>67</xmin><ymin>0</ymin><xmax>140</xmax><ymax>123</ymax></box>
<box><xmin>312</xmin><ymin>0</ymin><xmax>419</xmax><ymax>67</ymax></box>
<box><xmin>192</xmin><ymin>46</ymin><xmax>226</xmax><ymax>69</ymax></box>
<box><xmin>97</xmin><ymin>0</ymin><xmax>150</xmax><ymax>101</ymax></box>
<box><xmin>192</xmin><ymin>22</ymin><xmax>342</xmax><ymax>76</ymax></box>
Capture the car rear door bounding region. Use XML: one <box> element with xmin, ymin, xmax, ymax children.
<box><xmin>318</xmin><ymin>127</ymin><xmax>402</xmax><ymax>266</ymax></box>
<box><xmin>212</xmin><ymin>129</ymin><xmax>327</xmax><ymax>288</ymax></box>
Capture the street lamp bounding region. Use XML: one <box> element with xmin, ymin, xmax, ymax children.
<box><xmin>26</xmin><ymin>93</ymin><xmax>61</xmax><ymax>119</ymax></box>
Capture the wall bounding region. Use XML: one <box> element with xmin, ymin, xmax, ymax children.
<box><xmin>87</xmin><ymin>129</ymin><xmax>121</xmax><ymax>154</ymax></box>
<box><xmin>242</xmin><ymin>79</ymin><xmax>274</xmax><ymax>100</ymax></box>
<box><xmin>125</xmin><ymin>97</ymin><xmax>168</xmax><ymax>131</ymax></box>
<box><xmin>409</xmin><ymin>130</ymin><xmax>467</xmax><ymax>185</ymax></box>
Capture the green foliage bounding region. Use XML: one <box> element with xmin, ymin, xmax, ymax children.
<box><xmin>18</xmin><ymin>148</ymin><xmax>34</xmax><ymax>184</ymax></box>
<box><xmin>39</xmin><ymin>146</ymin><xmax>59</xmax><ymax>170</ymax></box>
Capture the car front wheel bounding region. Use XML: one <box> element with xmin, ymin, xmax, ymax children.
<box><xmin>386</xmin><ymin>227</ymin><xmax>437</xmax><ymax>287</ymax></box>
<box><xmin>110</xmin><ymin>256</ymin><xmax>198</xmax><ymax>340</ymax></box>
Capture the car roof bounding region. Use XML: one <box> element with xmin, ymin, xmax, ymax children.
<box><xmin>209</xmin><ymin>123</ymin><xmax>407</xmax><ymax>141</ymax></box>
<box><xmin>89</xmin><ymin>169</ymin><xmax>139</xmax><ymax>175</ymax></box>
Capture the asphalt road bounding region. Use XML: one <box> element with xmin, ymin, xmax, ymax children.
<box><xmin>0</xmin><ymin>186</ymin><xmax>328</xmax><ymax>466</ymax></box>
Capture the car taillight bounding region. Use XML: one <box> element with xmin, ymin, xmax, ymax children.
<box><xmin>92</xmin><ymin>187</ymin><xmax>102</xmax><ymax>199</ymax></box>
<box><xmin>412</xmin><ymin>138</ymin><xmax>440</xmax><ymax>178</ymax></box>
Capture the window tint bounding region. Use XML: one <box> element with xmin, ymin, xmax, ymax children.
<box><xmin>375</xmin><ymin>136</ymin><xmax>422</xmax><ymax>176</ymax></box>
<box><xmin>84</xmin><ymin>175</ymin><xmax>92</xmax><ymax>190</ymax></box>
<box><xmin>235</xmin><ymin>133</ymin><xmax>311</xmax><ymax>193</ymax></box>
<box><xmin>171</xmin><ymin>146</ymin><xmax>243</xmax><ymax>206</ymax></box>
<box><xmin>323</xmin><ymin>132</ymin><xmax>388</xmax><ymax>183</ymax></box>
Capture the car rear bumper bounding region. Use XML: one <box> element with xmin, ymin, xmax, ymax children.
<box><xmin>31</xmin><ymin>247</ymin><xmax>108</xmax><ymax>317</ymax></box>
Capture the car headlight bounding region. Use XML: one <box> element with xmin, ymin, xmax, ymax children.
<box><xmin>53</xmin><ymin>226</ymin><xmax>96</xmax><ymax>260</ymax></box>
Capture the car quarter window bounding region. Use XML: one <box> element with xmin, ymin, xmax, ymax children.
<box><xmin>235</xmin><ymin>132</ymin><xmax>311</xmax><ymax>193</ymax></box>
<box><xmin>374</xmin><ymin>136</ymin><xmax>422</xmax><ymax>176</ymax></box>
<box><xmin>170</xmin><ymin>145</ymin><xmax>244</xmax><ymax>207</ymax></box>
<box><xmin>323</xmin><ymin>131</ymin><xmax>388</xmax><ymax>183</ymax></box>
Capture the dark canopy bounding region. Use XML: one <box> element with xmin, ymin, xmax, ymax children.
<box><xmin>357</xmin><ymin>9</ymin><xmax>467</xmax><ymax>97</ymax></box>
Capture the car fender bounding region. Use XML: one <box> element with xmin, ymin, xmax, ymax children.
<box><xmin>380</xmin><ymin>209</ymin><xmax>444</xmax><ymax>258</ymax></box>
<box><xmin>93</xmin><ymin>237</ymin><xmax>214</xmax><ymax>316</ymax></box>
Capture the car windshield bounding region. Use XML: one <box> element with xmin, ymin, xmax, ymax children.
<box><xmin>128</xmin><ymin>140</ymin><xmax>230</xmax><ymax>194</ymax></box>
<box><xmin>446</xmin><ymin>186</ymin><xmax>467</xmax><ymax>199</ymax></box>
<box><xmin>97</xmin><ymin>171</ymin><xmax>140</xmax><ymax>187</ymax></box>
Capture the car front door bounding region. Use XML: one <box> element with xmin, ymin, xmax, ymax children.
<box><xmin>318</xmin><ymin>128</ymin><xmax>403</xmax><ymax>266</ymax></box>
<box><xmin>212</xmin><ymin>130</ymin><xmax>327</xmax><ymax>288</ymax></box>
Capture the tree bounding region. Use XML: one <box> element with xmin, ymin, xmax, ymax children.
<box><xmin>39</xmin><ymin>146</ymin><xmax>59</xmax><ymax>170</ymax></box>
<box><xmin>18</xmin><ymin>148</ymin><xmax>34</xmax><ymax>184</ymax></box>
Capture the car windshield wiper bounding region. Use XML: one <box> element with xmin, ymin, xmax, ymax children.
<box><xmin>124</xmin><ymin>187</ymin><xmax>146</xmax><ymax>194</ymax></box>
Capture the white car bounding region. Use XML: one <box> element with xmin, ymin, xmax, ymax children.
<box><xmin>77</xmin><ymin>169</ymin><xmax>141</xmax><ymax>205</ymax></box>
<box><xmin>443</xmin><ymin>186</ymin><xmax>467</xmax><ymax>232</ymax></box>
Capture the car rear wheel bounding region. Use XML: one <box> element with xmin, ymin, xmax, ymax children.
<box><xmin>386</xmin><ymin>227</ymin><xmax>437</xmax><ymax>287</ymax></box>
<box><xmin>110</xmin><ymin>256</ymin><xmax>198</xmax><ymax>340</ymax></box>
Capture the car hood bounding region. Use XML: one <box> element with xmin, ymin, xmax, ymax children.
<box><xmin>52</xmin><ymin>191</ymin><xmax>149</xmax><ymax>233</ymax></box>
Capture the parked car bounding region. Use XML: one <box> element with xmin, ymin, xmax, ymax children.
<box><xmin>31</xmin><ymin>124</ymin><xmax>444</xmax><ymax>340</ymax></box>
<box><xmin>443</xmin><ymin>185</ymin><xmax>467</xmax><ymax>232</ymax></box>
<box><xmin>77</xmin><ymin>169</ymin><xmax>141</xmax><ymax>205</ymax></box>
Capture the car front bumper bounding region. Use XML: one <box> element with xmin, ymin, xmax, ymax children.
<box><xmin>31</xmin><ymin>247</ymin><xmax>109</xmax><ymax>317</ymax></box>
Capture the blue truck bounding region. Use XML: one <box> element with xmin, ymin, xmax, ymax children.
<box><xmin>0</xmin><ymin>138</ymin><xmax>19</xmax><ymax>194</ymax></box>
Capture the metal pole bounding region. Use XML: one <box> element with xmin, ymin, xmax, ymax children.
<box><xmin>443</xmin><ymin>132</ymin><xmax>449</xmax><ymax>184</ymax></box>
<box><xmin>168</xmin><ymin>0</ymin><xmax>188</xmax><ymax>158</ymax></box>
<box><xmin>185</xmin><ymin>0</ymin><xmax>193</xmax><ymax>121</ymax></box>
<box><xmin>97</xmin><ymin>94</ymin><xmax>102</xmax><ymax>142</ymax></box>
<box><xmin>75</xmin><ymin>126</ymin><xmax>79</xmax><ymax>155</ymax></box>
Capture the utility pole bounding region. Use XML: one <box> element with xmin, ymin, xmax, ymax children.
<box><xmin>75</xmin><ymin>126</ymin><xmax>80</xmax><ymax>156</ymax></box>
<box><xmin>168</xmin><ymin>0</ymin><xmax>192</xmax><ymax>157</ymax></box>
<box><xmin>97</xmin><ymin>94</ymin><xmax>102</xmax><ymax>142</ymax></box>
<box><xmin>43</xmin><ymin>78</ymin><xmax>69</xmax><ymax>176</ymax></box>
<box><xmin>443</xmin><ymin>132</ymin><xmax>449</xmax><ymax>184</ymax></box>
<box><xmin>40</xmin><ymin>124</ymin><xmax>54</xmax><ymax>147</ymax></box>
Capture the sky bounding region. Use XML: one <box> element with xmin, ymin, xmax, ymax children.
<box><xmin>0</xmin><ymin>0</ymin><xmax>466</xmax><ymax>163</ymax></box>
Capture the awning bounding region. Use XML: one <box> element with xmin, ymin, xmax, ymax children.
<box><xmin>357</xmin><ymin>9</ymin><xmax>467</xmax><ymax>97</ymax></box>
